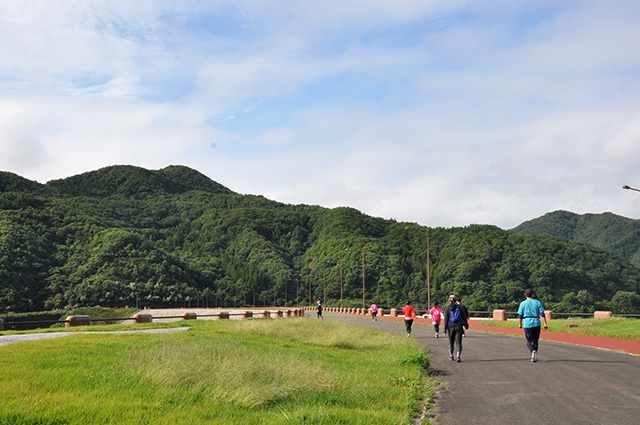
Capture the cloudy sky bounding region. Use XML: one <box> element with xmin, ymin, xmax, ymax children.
<box><xmin>1</xmin><ymin>0</ymin><xmax>639</xmax><ymax>229</ymax></box>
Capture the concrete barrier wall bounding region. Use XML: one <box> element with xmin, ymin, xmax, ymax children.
<box><xmin>133</xmin><ymin>313</ymin><xmax>153</xmax><ymax>324</ymax></box>
<box><xmin>594</xmin><ymin>311</ymin><xmax>613</xmax><ymax>319</ymax></box>
<box><xmin>492</xmin><ymin>310</ymin><xmax>507</xmax><ymax>321</ymax></box>
<box><xmin>66</xmin><ymin>315</ymin><xmax>91</xmax><ymax>327</ymax></box>
<box><xmin>8</xmin><ymin>306</ymin><xmax>630</xmax><ymax>331</ymax></box>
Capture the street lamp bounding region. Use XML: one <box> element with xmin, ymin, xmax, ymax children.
<box><xmin>308</xmin><ymin>269</ymin><xmax>313</xmax><ymax>306</ymax></box>
<box><xmin>346</xmin><ymin>243</ymin><xmax>368</xmax><ymax>309</ymax></box>
<box><xmin>405</xmin><ymin>226</ymin><xmax>431</xmax><ymax>309</ymax></box>
<box><xmin>622</xmin><ymin>185</ymin><xmax>640</xmax><ymax>193</ymax></box>
<box><xmin>308</xmin><ymin>259</ymin><xmax>316</xmax><ymax>306</ymax></box>
<box><xmin>327</xmin><ymin>260</ymin><xmax>344</xmax><ymax>308</ymax></box>
<box><xmin>322</xmin><ymin>268</ymin><xmax>327</xmax><ymax>306</ymax></box>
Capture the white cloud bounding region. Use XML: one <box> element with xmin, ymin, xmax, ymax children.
<box><xmin>1</xmin><ymin>0</ymin><xmax>639</xmax><ymax>228</ymax></box>
<box><xmin>0</xmin><ymin>95</ymin><xmax>214</xmax><ymax>182</ymax></box>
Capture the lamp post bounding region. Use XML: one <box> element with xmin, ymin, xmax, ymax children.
<box><xmin>405</xmin><ymin>226</ymin><xmax>431</xmax><ymax>309</ymax></box>
<box><xmin>308</xmin><ymin>260</ymin><xmax>315</xmax><ymax>306</ymax></box>
<box><xmin>328</xmin><ymin>260</ymin><xmax>344</xmax><ymax>308</ymax></box>
<box><xmin>346</xmin><ymin>243</ymin><xmax>368</xmax><ymax>309</ymax></box>
<box><xmin>322</xmin><ymin>268</ymin><xmax>327</xmax><ymax>306</ymax></box>
<box><xmin>622</xmin><ymin>185</ymin><xmax>640</xmax><ymax>193</ymax></box>
<box><xmin>308</xmin><ymin>270</ymin><xmax>313</xmax><ymax>306</ymax></box>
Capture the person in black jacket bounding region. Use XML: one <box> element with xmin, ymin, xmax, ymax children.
<box><xmin>444</xmin><ymin>295</ymin><xmax>469</xmax><ymax>362</ymax></box>
<box><xmin>457</xmin><ymin>296</ymin><xmax>470</xmax><ymax>337</ymax></box>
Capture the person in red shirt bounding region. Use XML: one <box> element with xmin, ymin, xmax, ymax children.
<box><xmin>403</xmin><ymin>300</ymin><xmax>417</xmax><ymax>337</ymax></box>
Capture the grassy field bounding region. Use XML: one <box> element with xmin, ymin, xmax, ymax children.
<box><xmin>476</xmin><ymin>317</ymin><xmax>640</xmax><ymax>340</ymax></box>
<box><xmin>0</xmin><ymin>318</ymin><xmax>434</xmax><ymax>425</ymax></box>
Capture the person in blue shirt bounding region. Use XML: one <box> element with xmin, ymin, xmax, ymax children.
<box><xmin>517</xmin><ymin>288</ymin><xmax>548</xmax><ymax>362</ymax></box>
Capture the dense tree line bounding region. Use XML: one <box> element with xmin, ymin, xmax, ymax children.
<box><xmin>1</xmin><ymin>165</ymin><xmax>640</xmax><ymax>315</ymax></box>
<box><xmin>513</xmin><ymin>210</ymin><xmax>640</xmax><ymax>268</ymax></box>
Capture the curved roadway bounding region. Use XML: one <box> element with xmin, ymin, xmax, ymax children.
<box><xmin>323</xmin><ymin>312</ymin><xmax>640</xmax><ymax>425</ymax></box>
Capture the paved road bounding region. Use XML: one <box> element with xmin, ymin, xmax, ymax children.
<box><xmin>0</xmin><ymin>327</ymin><xmax>189</xmax><ymax>347</ymax></box>
<box><xmin>322</xmin><ymin>312</ymin><xmax>640</xmax><ymax>425</ymax></box>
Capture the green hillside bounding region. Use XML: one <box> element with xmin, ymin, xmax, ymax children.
<box><xmin>512</xmin><ymin>210</ymin><xmax>640</xmax><ymax>269</ymax></box>
<box><xmin>1</xmin><ymin>166</ymin><xmax>640</xmax><ymax>315</ymax></box>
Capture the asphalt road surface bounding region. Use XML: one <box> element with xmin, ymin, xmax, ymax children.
<box><xmin>322</xmin><ymin>312</ymin><xmax>640</xmax><ymax>425</ymax></box>
<box><xmin>0</xmin><ymin>327</ymin><xmax>189</xmax><ymax>348</ymax></box>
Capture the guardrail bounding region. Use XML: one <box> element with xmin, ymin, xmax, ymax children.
<box><xmin>0</xmin><ymin>309</ymin><xmax>306</xmax><ymax>331</ymax></box>
<box><xmin>3</xmin><ymin>307</ymin><xmax>638</xmax><ymax>331</ymax></box>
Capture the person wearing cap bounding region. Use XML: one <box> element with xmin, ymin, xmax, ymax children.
<box><xmin>403</xmin><ymin>300</ymin><xmax>417</xmax><ymax>337</ymax></box>
<box><xmin>316</xmin><ymin>301</ymin><xmax>324</xmax><ymax>319</ymax></box>
<box><xmin>444</xmin><ymin>295</ymin><xmax>469</xmax><ymax>362</ymax></box>
<box><xmin>517</xmin><ymin>288</ymin><xmax>548</xmax><ymax>362</ymax></box>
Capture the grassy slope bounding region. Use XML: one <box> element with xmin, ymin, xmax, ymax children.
<box><xmin>0</xmin><ymin>319</ymin><xmax>433</xmax><ymax>425</ymax></box>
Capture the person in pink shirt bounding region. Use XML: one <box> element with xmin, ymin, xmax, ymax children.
<box><xmin>370</xmin><ymin>303</ymin><xmax>378</xmax><ymax>321</ymax></box>
<box><xmin>429</xmin><ymin>301</ymin><xmax>443</xmax><ymax>338</ymax></box>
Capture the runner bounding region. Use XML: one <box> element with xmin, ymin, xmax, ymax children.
<box><xmin>370</xmin><ymin>302</ymin><xmax>378</xmax><ymax>321</ymax></box>
<box><xmin>444</xmin><ymin>295</ymin><xmax>469</xmax><ymax>362</ymax></box>
<box><xmin>456</xmin><ymin>296</ymin><xmax>470</xmax><ymax>337</ymax></box>
<box><xmin>429</xmin><ymin>301</ymin><xmax>443</xmax><ymax>338</ymax></box>
<box><xmin>517</xmin><ymin>288</ymin><xmax>548</xmax><ymax>362</ymax></box>
<box><xmin>316</xmin><ymin>301</ymin><xmax>324</xmax><ymax>319</ymax></box>
<box><xmin>403</xmin><ymin>300</ymin><xmax>417</xmax><ymax>337</ymax></box>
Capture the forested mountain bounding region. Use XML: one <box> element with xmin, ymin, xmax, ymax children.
<box><xmin>1</xmin><ymin>166</ymin><xmax>640</xmax><ymax>315</ymax></box>
<box><xmin>512</xmin><ymin>210</ymin><xmax>640</xmax><ymax>269</ymax></box>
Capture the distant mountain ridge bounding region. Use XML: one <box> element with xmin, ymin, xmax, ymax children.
<box><xmin>0</xmin><ymin>171</ymin><xmax>43</xmax><ymax>193</ymax></box>
<box><xmin>44</xmin><ymin>165</ymin><xmax>233</xmax><ymax>197</ymax></box>
<box><xmin>0</xmin><ymin>165</ymin><xmax>234</xmax><ymax>198</ymax></box>
<box><xmin>512</xmin><ymin>210</ymin><xmax>640</xmax><ymax>268</ymax></box>
<box><xmin>2</xmin><ymin>166</ymin><xmax>640</xmax><ymax>315</ymax></box>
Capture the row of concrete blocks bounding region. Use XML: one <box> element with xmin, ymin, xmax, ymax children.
<box><xmin>2</xmin><ymin>308</ymin><xmax>617</xmax><ymax>330</ymax></box>
<box><xmin>64</xmin><ymin>309</ymin><xmax>306</xmax><ymax>327</ymax></box>
<box><xmin>302</xmin><ymin>307</ymin><xmax>616</xmax><ymax>321</ymax></box>
<box><xmin>491</xmin><ymin>310</ymin><xmax>615</xmax><ymax>321</ymax></box>
<box><xmin>303</xmin><ymin>306</ymin><xmax>388</xmax><ymax>316</ymax></box>
<box><xmin>302</xmin><ymin>306</ymin><xmax>433</xmax><ymax>317</ymax></box>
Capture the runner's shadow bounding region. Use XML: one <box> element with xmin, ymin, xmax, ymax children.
<box><xmin>458</xmin><ymin>358</ymin><xmax>527</xmax><ymax>363</ymax></box>
<box><xmin>454</xmin><ymin>358</ymin><xmax>629</xmax><ymax>365</ymax></box>
<box><xmin>541</xmin><ymin>359</ymin><xmax>629</xmax><ymax>365</ymax></box>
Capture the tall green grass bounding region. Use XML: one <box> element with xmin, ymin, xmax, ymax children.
<box><xmin>0</xmin><ymin>319</ymin><xmax>433</xmax><ymax>425</ymax></box>
<box><xmin>477</xmin><ymin>317</ymin><xmax>640</xmax><ymax>340</ymax></box>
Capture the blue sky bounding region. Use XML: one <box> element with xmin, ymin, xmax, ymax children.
<box><xmin>1</xmin><ymin>0</ymin><xmax>639</xmax><ymax>228</ymax></box>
